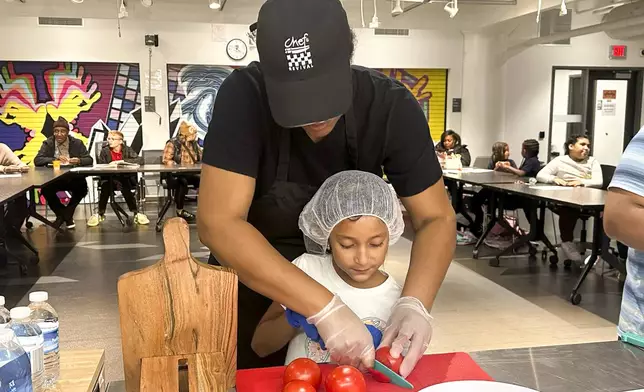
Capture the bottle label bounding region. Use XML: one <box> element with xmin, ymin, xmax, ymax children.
<box><xmin>17</xmin><ymin>336</ymin><xmax>44</xmax><ymax>377</ymax></box>
<box><xmin>0</xmin><ymin>352</ymin><xmax>33</xmax><ymax>392</ymax></box>
<box><xmin>37</xmin><ymin>322</ymin><xmax>59</xmax><ymax>355</ymax></box>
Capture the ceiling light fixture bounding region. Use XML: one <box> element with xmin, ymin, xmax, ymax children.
<box><xmin>559</xmin><ymin>0</ymin><xmax>568</xmax><ymax>16</ymax></box>
<box><xmin>141</xmin><ymin>0</ymin><xmax>152</xmax><ymax>7</ymax></box>
<box><xmin>209</xmin><ymin>0</ymin><xmax>221</xmax><ymax>9</ymax></box>
<box><xmin>392</xmin><ymin>0</ymin><xmax>404</xmax><ymax>15</ymax></box>
<box><xmin>444</xmin><ymin>0</ymin><xmax>458</xmax><ymax>18</ymax></box>
<box><xmin>71</xmin><ymin>0</ymin><xmax>84</xmax><ymax>3</ymax></box>
<box><xmin>368</xmin><ymin>0</ymin><xmax>380</xmax><ymax>28</ymax></box>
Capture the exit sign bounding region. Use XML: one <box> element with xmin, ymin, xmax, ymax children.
<box><xmin>609</xmin><ymin>45</ymin><xmax>627</xmax><ymax>59</ymax></box>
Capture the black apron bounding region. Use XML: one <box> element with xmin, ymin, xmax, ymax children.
<box><xmin>209</xmin><ymin>112</ymin><xmax>358</xmax><ymax>369</ymax></box>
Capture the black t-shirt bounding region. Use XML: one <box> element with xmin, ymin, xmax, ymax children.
<box><xmin>520</xmin><ymin>156</ymin><xmax>541</xmax><ymax>178</ymax></box>
<box><xmin>203</xmin><ymin>62</ymin><xmax>442</xmax><ymax>199</ymax></box>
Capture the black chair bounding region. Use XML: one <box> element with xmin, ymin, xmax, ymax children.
<box><xmin>472</xmin><ymin>156</ymin><xmax>492</xmax><ymax>169</ymax></box>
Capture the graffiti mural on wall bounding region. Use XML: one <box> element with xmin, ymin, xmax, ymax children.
<box><xmin>167</xmin><ymin>64</ymin><xmax>235</xmax><ymax>142</ymax></box>
<box><xmin>0</xmin><ymin>61</ymin><xmax>143</xmax><ymax>164</ymax></box>
<box><xmin>377</xmin><ymin>69</ymin><xmax>448</xmax><ymax>142</ymax></box>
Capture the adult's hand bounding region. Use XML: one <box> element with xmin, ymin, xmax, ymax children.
<box><xmin>379</xmin><ymin>297</ymin><xmax>433</xmax><ymax>379</ymax></box>
<box><xmin>307</xmin><ymin>295</ymin><xmax>375</xmax><ymax>370</ymax></box>
<box><xmin>566</xmin><ymin>180</ymin><xmax>583</xmax><ymax>187</ymax></box>
<box><xmin>4</xmin><ymin>165</ymin><xmax>23</xmax><ymax>174</ymax></box>
<box><xmin>553</xmin><ymin>178</ymin><xmax>568</xmax><ymax>186</ymax></box>
<box><xmin>59</xmin><ymin>156</ymin><xmax>70</xmax><ymax>164</ymax></box>
<box><xmin>69</xmin><ymin>157</ymin><xmax>80</xmax><ymax>165</ymax></box>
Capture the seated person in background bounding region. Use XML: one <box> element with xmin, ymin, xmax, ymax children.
<box><xmin>494</xmin><ymin>139</ymin><xmax>541</xmax><ymax>178</ymax></box>
<box><xmin>537</xmin><ymin>134</ymin><xmax>602</xmax><ymax>264</ymax></box>
<box><xmin>435</xmin><ymin>130</ymin><xmax>471</xmax><ymax>167</ymax></box>
<box><xmin>162</xmin><ymin>122</ymin><xmax>202</xmax><ymax>223</ymax></box>
<box><xmin>0</xmin><ymin>144</ymin><xmax>29</xmax><ymax>254</ymax></box>
<box><xmin>251</xmin><ymin>170</ymin><xmax>413</xmax><ymax>366</ymax></box>
<box><xmin>87</xmin><ymin>131</ymin><xmax>150</xmax><ymax>227</ymax></box>
<box><xmin>604</xmin><ymin>128</ymin><xmax>644</xmax><ymax>342</ymax></box>
<box><xmin>34</xmin><ymin>117</ymin><xmax>93</xmax><ymax>229</ymax></box>
<box><xmin>469</xmin><ymin>141</ymin><xmax>516</xmax><ymax>237</ymax></box>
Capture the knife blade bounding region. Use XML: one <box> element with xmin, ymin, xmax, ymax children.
<box><xmin>373</xmin><ymin>360</ymin><xmax>414</xmax><ymax>389</ymax></box>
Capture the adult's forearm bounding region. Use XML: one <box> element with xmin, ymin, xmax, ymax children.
<box><xmin>605</xmin><ymin>195</ymin><xmax>644</xmax><ymax>250</ymax></box>
<box><xmin>402</xmin><ymin>214</ymin><xmax>456</xmax><ymax>311</ymax></box>
<box><xmin>199</xmin><ymin>218</ymin><xmax>333</xmax><ymax>316</ymax></box>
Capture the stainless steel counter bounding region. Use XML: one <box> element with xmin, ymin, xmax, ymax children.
<box><xmin>107</xmin><ymin>342</ymin><xmax>644</xmax><ymax>391</ymax></box>
<box><xmin>471</xmin><ymin>341</ymin><xmax>644</xmax><ymax>392</ymax></box>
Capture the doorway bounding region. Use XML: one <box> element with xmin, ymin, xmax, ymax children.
<box><xmin>548</xmin><ymin>67</ymin><xmax>644</xmax><ymax>164</ymax></box>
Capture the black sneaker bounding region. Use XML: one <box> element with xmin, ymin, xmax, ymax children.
<box><xmin>177</xmin><ymin>210</ymin><xmax>196</xmax><ymax>224</ymax></box>
<box><xmin>53</xmin><ymin>217</ymin><xmax>65</xmax><ymax>230</ymax></box>
<box><xmin>65</xmin><ymin>219</ymin><xmax>76</xmax><ymax>229</ymax></box>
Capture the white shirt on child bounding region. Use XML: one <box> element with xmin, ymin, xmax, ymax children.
<box><xmin>284</xmin><ymin>253</ymin><xmax>402</xmax><ymax>365</ymax></box>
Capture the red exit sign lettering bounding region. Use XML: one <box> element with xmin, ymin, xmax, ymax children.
<box><xmin>609</xmin><ymin>45</ymin><xmax>627</xmax><ymax>59</ymax></box>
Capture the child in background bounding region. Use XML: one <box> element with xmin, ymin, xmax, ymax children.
<box><xmin>251</xmin><ymin>170</ymin><xmax>421</xmax><ymax>366</ymax></box>
<box><xmin>494</xmin><ymin>139</ymin><xmax>541</xmax><ymax>178</ymax></box>
<box><xmin>488</xmin><ymin>142</ymin><xmax>516</xmax><ymax>171</ymax></box>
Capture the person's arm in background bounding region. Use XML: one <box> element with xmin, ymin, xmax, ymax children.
<box><xmin>536</xmin><ymin>158</ymin><xmax>559</xmax><ymax>184</ymax></box>
<box><xmin>74</xmin><ymin>141</ymin><xmax>94</xmax><ymax>166</ymax></box>
<box><xmin>604</xmin><ymin>130</ymin><xmax>644</xmax><ymax>249</ymax></box>
<box><xmin>252</xmin><ymin>301</ymin><xmax>298</xmax><ymax>358</ymax></box>
<box><xmin>459</xmin><ymin>146</ymin><xmax>471</xmax><ymax>167</ymax></box>
<box><xmin>381</xmin><ymin>88</ymin><xmax>456</xmax><ymax>378</ymax></box>
<box><xmin>0</xmin><ymin>144</ymin><xmax>26</xmax><ymax>173</ymax></box>
<box><xmin>123</xmin><ymin>146</ymin><xmax>141</xmax><ymax>164</ymax></box>
<box><xmin>162</xmin><ymin>141</ymin><xmax>176</xmax><ymax>165</ymax></box>
<box><xmin>33</xmin><ymin>140</ymin><xmax>55</xmax><ymax>167</ymax></box>
<box><xmin>582</xmin><ymin>158</ymin><xmax>603</xmax><ymax>188</ymax></box>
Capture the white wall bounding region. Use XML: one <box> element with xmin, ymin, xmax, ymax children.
<box><xmin>550</xmin><ymin>69</ymin><xmax>582</xmax><ymax>157</ymax></box>
<box><xmin>0</xmin><ymin>16</ymin><xmax>465</xmax><ymax>149</ymax></box>
<box><xmin>500</xmin><ymin>12</ymin><xmax>644</xmax><ymax>162</ymax></box>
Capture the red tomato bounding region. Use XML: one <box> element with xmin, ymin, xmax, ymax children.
<box><xmin>375</xmin><ymin>346</ymin><xmax>403</xmax><ymax>374</ymax></box>
<box><xmin>369</xmin><ymin>369</ymin><xmax>391</xmax><ymax>383</ymax></box>
<box><xmin>284</xmin><ymin>358</ymin><xmax>321</xmax><ymax>389</ymax></box>
<box><xmin>282</xmin><ymin>380</ymin><xmax>317</xmax><ymax>392</ymax></box>
<box><xmin>324</xmin><ymin>366</ymin><xmax>366</xmax><ymax>392</ymax></box>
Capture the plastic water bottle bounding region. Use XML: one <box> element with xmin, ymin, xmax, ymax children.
<box><xmin>0</xmin><ymin>296</ymin><xmax>10</xmax><ymax>327</ymax></box>
<box><xmin>0</xmin><ymin>328</ymin><xmax>33</xmax><ymax>392</ymax></box>
<box><xmin>9</xmin><ymin>307</ymin><xmax>43</xmax><ymax>392</ymax></box>
<box><xmin>28</xmin><ymin>292</ymin><xmax>59</xmax><ymax>388</ymax></box>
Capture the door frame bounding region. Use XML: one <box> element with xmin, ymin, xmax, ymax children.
<box><xmin>547</xmin><ymin>66</ymin><xmax>644</xmax><ymax>161</ymax></box>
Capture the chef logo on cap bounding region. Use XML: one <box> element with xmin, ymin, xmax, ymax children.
<box><xmin>284</xmin><ymin>33</ymin><xmax>314</xmax><ymax>72</ymax></box>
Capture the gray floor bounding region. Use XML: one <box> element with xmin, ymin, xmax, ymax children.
<box><xmin>0</xmin><ymin>202</ymin><xmax>625</xmax><ymax>383</ymax></box>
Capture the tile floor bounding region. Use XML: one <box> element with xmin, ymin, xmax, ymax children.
<box><xmin>0</xmin><ymin>203</ymin><xmax>621</xmax><ymax>383</ymax></box>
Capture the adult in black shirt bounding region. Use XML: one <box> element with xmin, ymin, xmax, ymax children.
<box><xmin>197</xmin><ymin>0</ymin><xmax>455</xmax><ymax>375</ymax></box>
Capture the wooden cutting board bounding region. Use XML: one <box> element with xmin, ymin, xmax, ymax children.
<box><xmin>236</xmin><ymin>352</ymin><xmax>493</xmax><ymax>392</ymax></box>
<box><xmin>117</xmin><ymin>217</ymin><xmax>238</xmax><ymax>392</ymax></box>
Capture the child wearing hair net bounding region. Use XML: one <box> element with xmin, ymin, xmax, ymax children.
<box><xmin>251</xmin><ymin>170</ymin><xmax>406</xmax><ymax>364</ymax></box>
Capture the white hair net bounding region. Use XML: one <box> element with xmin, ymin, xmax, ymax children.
<box><xmin>299</xmin><ymin>170</ymin><xmax>405</xmax><ymax>254</ymax></box>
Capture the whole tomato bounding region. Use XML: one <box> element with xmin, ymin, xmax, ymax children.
<box><xmin>324</xmin><ymin>366</ymin><xmax>366</xmax><ymax>392</ymax></box>
<box><xmin>284</xmin><ymin>358</ymin><xmax>322</xmax><ymax>389</ymax></box>
<box><xmin>282</xmin><ymin>380</ymin><xmax>317</xmax><ymax>392</ymax></box>
<box><xmin>370</xmin><ymin>347</ymin><xmax>405</xmax><ymax>383</ymax></box>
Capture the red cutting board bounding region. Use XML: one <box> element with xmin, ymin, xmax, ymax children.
<box><xmin>236</xmin><ymin>352</ymin><xmax>493</xmax><ymax>392</ymax></box>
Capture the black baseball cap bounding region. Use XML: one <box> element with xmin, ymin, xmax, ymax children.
<box><xmin>256</xmin><ymin>0</ymin><xmax>353</xmax><ymax>128</ymax></box>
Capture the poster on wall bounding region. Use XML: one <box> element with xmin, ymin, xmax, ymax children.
<box><xmin>0</xmin><ymin>61</ymin><xmax>143</xmax><ymax>164</ymax></box>
<box><xmin>602</xmin><ymin>100</ymin><xmax>616</xmax><ymax>116</ymax></box>
<box><xmin>166</xmin><ymin>64</ymin><xmax>235</xmax><ymax>143</ymax></box>
<box><xmin>377</xmin><ymin>68</ymin><xmax>448</xmax><ymax>142</ymax></box>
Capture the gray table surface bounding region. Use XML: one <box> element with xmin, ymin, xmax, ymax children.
<box><xmin>472</xmin><ymin>341</ymin><xmax>644</xmax><ymax>392</ymax></box>
<box><xmin>106</xmin><ymin>342</ymin><xmax>644</xmax><ymax>392</ymax></box>
<box><xmin>485</xmin><ymin>183</ymin><xmax>607</xmax><ymax>209</ymax></box>
<box><xmin>71</xmin><ymin>163</ymin><xmax>202</xmax><ymax>174</ymax></box>
<box><xmin>443</xmin><ymin>171</ymin><xmax>519</xmax><ymax>185</ymax></box>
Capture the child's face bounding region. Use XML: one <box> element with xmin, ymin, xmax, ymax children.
<box><xmin>504</xmin><ymin>146</ymin><xmax>510</xmax><ymax>160</ymax></box>
<box><xmin>329</xmin><ymin>216</ymin><xmax>389</xmax><ymax>287</ymax></box>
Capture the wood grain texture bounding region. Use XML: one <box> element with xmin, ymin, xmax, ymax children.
<box><xmin>50</xmin><ymin>349</ymin><xmax>105</xmax><ymax>392</ymax></box>
<box><xmin>118</xmin><ymin>218</ymin><xmax>238</xmax><ymax>392</ymax></box>
<box><xmin>141</xmin><ymin>353</ymin><xmax>227</xmax><ymax>392</ymax></box>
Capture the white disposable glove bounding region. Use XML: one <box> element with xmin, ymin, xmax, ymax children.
<box><xmin>379</xmin><ymin>296</ymin><xmax>433</xmax><ymax>378</ymax></box>
<box><xmin>307</xmin><ymin>295</ymin><xmax>375</xmax><ymax>370</ymax></box>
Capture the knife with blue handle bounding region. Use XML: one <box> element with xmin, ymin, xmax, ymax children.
<box><xmin>373</xmin><ymin>360</ymin><xmax>414</xmax><ymax>389</ymax></box>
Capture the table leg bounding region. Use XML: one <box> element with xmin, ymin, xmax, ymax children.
<box><xmin>473</xmin><ymin>194</ymin><xmax>498</xmax><ymax>258</ymax></box>
<box><xmin>569</xmin><ymin>211</ymin><xmax>603</xmax><ymax>305</ymax></box>
<box><xmin>28</xmin><ymin>188</ymin><xmax>63</xmax><ymax>233</ymax></box>
<box><xmin>107</xmin><ymin>175</ymin><xmax>131</xmax><ymax>227</ymax></box>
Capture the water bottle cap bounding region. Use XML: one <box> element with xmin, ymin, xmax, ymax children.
<box><xmin>0</xmin><ymin>296</ymin><xmax>4</xmax><ymax>306</ymax></box>
<box><xmin>29</xmin><ymin>291</ymin><xmax>48</xmax><ymax>302</ymax></box>
<box><xmin>0</xmin><ymin>329</ymin><xmax>16</xmax><ymax>343</ymax></box>
<box><xmin>9</xmin><ymin>307</ymin><xmax>31</xmax><ymax>320</ymax></box>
